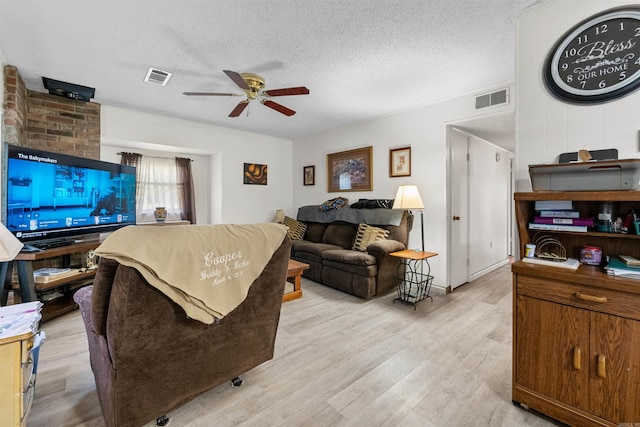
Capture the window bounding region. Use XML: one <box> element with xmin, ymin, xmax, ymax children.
<box><xmin>136</xmin><ymin>156</ymin><xmax>181</xmax><ymax>221</ymax></box>
<box><xmin>120</xmin><ymin>152</ymin><xmax>196</xmax><ymax>224</ymax></box>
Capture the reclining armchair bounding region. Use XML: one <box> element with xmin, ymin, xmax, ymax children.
<box><xmin>74</xmin><ymin>226</ymin><xmax>290</xmax><ymax>427</ymax></box>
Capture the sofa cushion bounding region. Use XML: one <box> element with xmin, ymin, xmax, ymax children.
<box><xmin>283</xmin><ymin>216</ymin><xmax>307</xmax><ymax>240</ymax></box>
<box><xmin>322</xmin><ymin>249</ymin><xmax>376</xmax><ymax>266</ymax></box>
<box><xmin>352</xmin><ymin>223</ymin><xmax>389</xmax><ymax>251</ymax></box>
<box><xmin>322</xmin><ymin>222</ymin><xmax>357</xmax><ymax>249</ymax></box>
<box><xmin>292</xmin><ymin>241</ymin><xmax>344</xmax><ymax>258</ymax></box>
<box><xmin>303</xmin><ymin>222</ymin><xmax>327</xmax><ymax>243</ymax></box>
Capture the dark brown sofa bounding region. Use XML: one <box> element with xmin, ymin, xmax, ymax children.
<box><xmin>73</xmin><ymin>233</ymin><xmax>291</xmax><ymax>427</ymax></box>
<box><xmin>291</xmin><ymin>206</ymin><xmax>413</xmax><ymax>298</ymax></box>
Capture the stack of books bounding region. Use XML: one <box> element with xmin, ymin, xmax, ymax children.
<box><xmin>529</xmin><ymin>200</ymin><xmax>592</xmax><ymax>232</ymax></box>
<box><xmin>605</xmin><ymin>256</ymin><xmax>640</xmax><ymax>279</ymax></box>
<box><xmin>0</xmin><ymin>301</ymin><xmax>42</xmax><ymax>340</ymax></box>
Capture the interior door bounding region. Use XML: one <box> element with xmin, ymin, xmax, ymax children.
<box><xmin>449</xmin><ymin>129</ymin><xmax>469</xmax><ymax>289</ymax></box>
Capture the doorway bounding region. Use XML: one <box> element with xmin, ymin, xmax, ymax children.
<box><xmin>447</xmin><ymin>126</ymin><xmax>513</xmax><ymax>290</ymax></box>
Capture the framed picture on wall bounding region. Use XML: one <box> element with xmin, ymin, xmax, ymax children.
<box><xmin>327</xmin><ymin>146</ymin><xmax>373</xmax><ymax>192</ymax></box>
<box><xmin>389</xmin><ymin>146</ymin><xmax>411</xmax><ymax>177</ymax></box>
<box><xmin>303</xmin><ymin>165</ymin><xmax>315</xmax><ymax>186</ymax></box>
<box><xmin>243</xmin><ymin>163</ymin><xmax>268</xmax><ymax>185</ymax></box>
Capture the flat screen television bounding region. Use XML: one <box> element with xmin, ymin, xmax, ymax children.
<box><xmin>2</xmin><ymin>144</ymin><xmax>137</xmax><ymax>249</ymax></box>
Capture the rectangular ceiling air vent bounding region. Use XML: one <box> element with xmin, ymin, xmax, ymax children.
<box><xmin>144</xmin><ymin>67</ymin><xmax>172</xmax><ymax>86</ymax></box>
<box><xmin>475</xmin><ymin>88</ymin><xmax>509</xmax><ymax>109</ymax></box>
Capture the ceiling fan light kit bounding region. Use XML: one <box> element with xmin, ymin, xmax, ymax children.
<box><xmin>184</xmin><ymin>69</ymin><xmax>309</xmax><ymax>117</ymax></box>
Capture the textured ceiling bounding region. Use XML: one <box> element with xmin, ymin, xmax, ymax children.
<box><xmin>0</xmin><ymin>0</ymin><xmax>541</xmax><ymax>141</ymax></box>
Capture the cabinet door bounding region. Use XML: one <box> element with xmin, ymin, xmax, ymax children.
<box><xmin>589</xmin><ymin>312</ymin><xmax>640</xmax><ymax>423</ymax></box>
<box><xmin>515</xmin><ymin>295</ymin><xmax>590</xmax><ymax>411</ymax></box>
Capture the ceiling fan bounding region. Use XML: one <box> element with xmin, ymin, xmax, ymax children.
<box><xmin>183</xmin><ymin>70</ymin><xmax>309</xmax><ymax>117</ymax></box>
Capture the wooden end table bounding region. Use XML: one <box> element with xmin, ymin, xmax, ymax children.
<box><xmin>284</xmin><ymin>259</ymin><xmax>309</xmax><ymax>302</ymax></box>
<box><xmin>390</xmin><ymin>250</ymin><xmax>438</xmax><ymax>309</ymax></box>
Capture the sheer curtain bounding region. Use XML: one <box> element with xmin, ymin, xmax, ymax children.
<box><xmin>120</xmin><ymin>152</ymin><xmax>182</xmax><ymax>223</ymax></box>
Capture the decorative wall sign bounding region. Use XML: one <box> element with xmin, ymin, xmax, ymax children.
<box><xmin>544</xmin><ymin>6</ymin><xmax>640</xmax><ymax>104</ymax></box>
<box><xmin>303</xmin><ymin>165</ymin><xmax>315</xmax><ymax>186</ymax></box>
<box><xmin>243</xmin><ymin>163</ymin><xmax>267</xmax><ymax>185</ymax></box>
<box><xmin>327</xmin><ymin>146</ymin><xmax>373</xmax><ymax>192</ymax></box>
<box><xmin>389</xmin><ymin>146</ymin><xmax>411</xmax><ymax>177</ymax></box>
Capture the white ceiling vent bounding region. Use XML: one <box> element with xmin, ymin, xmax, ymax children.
<box><xmin>144</xmin><ymin>67</ymin><xmax>172</xmax><ymax>86</ymax></box>
<box><xmin>475</xmin><ymin>88</ymin><xmax>509</xmax><ymax>109</ymax></box>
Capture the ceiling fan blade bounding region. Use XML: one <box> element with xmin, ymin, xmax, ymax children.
<box><xmin>262</xmin><ymin>100</ymin><xmax>296</xmax><ymax>116</ymax></box>
<box><xmin>183</xmin><ymin>92</ymin><xmax>238</xmax><ymax>96</ymax></box>
<box><xmin>263</xmin><ymin>86</ymin><xmax>310</xmax><ymax>97</ymax></box>
<box><xmin>223</xmin><ymin>70</ymin><xmax>250</xmax><ymax>90</ymax></box>
<box><xmin>229</xmin><ymin>100</ymin><xmax>250</xmax><ymax>117</ymax></box>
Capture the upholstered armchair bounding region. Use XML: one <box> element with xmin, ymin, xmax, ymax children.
<box><xmin>74</xmin><ymin>226</ymin><xmax>290</xmax><ymax>427</ymax></box>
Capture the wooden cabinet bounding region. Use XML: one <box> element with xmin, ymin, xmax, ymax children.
<box><xmin>512</xmin><ymin>191</ymin><xmax>640</xmax><ymax>427</ymax></box>
<box><xmin>0</xmin><ymin>331</ymin><xmax>44</xmax><ymax>427</ymax></box>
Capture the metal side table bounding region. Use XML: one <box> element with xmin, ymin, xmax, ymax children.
<box><xmin>390</xmin><ymin>250</ymin><xmax>438</xmax><ymax>309</ymax></box>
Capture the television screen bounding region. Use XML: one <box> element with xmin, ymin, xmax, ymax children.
<box><xmin>3</xmin><ymin>144</ymin><xmax>137</xmax><ymax>246</ymax></box>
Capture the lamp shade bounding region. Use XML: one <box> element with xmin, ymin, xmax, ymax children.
<box><xmin>392</xmin><ymin>185</ymin><xmax>424</xmax><ymax>210</ymax></box>
<box><xmin>274</xmin><ymin>209</ymin><xmax>285</xmax><ymax>224</ymax></box>
<box><xmin>0</xmin><ymin>222</ymin><xmax>23</xmax><ymax>262</ymax></box>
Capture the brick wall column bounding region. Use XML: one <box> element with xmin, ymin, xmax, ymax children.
<box><xmin>2</xmin><ymin>65</ymin><xmax>100</xmax><ymax>159</ymax></box>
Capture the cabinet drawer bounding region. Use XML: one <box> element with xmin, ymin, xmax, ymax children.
<box><xmin>516</xmin><ymin>274</ymin><xmax>640</xmax><ymax>321</ymax></box>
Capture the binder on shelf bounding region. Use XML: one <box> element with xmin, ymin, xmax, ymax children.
<box><xmin>528</xmin><ymin>223</ymin><xmax>588</xmax><ymax>232</ymax></box>
<box><xmin>538</xmin><ymin>210</ymin><xmax>580</xmax><ymax>218</ymax></box>
<box><xmin>533</xmin><ymin>216</ymin><xmax>594</xmax><ymax>226</ymax></box>
<box><xmin>534</xmin><ymin>200</ymin><xmax>574</xmax><ymax>211</ymax></box>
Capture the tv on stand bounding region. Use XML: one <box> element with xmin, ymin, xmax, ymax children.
<box><xmin>2</xmin><ymin>144</ymin><xmax>137</xmax><ymax>251</ymax></box>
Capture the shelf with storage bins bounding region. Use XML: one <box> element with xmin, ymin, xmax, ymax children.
<box><xmin>512</xmin><ymin>191</ymin><xmax>640</xmax><ymax>426</ymax></box>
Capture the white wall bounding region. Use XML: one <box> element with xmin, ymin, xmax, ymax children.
<box><xmin>516</xmin><ymin>0</ymin><xmax>640</xmax><ymax>189</ymax></box>
<box><xmin>100</xmin><ymin>106</ymin><xmax>293</xmax><ymax>225</ymax></box>
<box><xmin>292</xmin><ymin>84</ymin><xmax>514</xmax><ymax>289</ymax></box>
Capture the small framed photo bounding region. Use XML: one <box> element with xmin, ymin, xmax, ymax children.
<box><xmin>303</xmin><ymin>165</ymin><xmax>315</xmax><ymax>186</ymax></box>
<box><xmin>389</xmin><ymin>146</ymin><xmax>411</xmax><ymax>177</ymax></box>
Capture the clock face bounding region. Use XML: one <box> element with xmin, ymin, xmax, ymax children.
<box><xmin>544</xmin><ymin>7</ymin><xmax>640</xmax><ymax>103</ymax></box>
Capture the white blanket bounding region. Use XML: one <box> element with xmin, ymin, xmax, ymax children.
<box><xmin>95</xmin><ymin>223</ymin><xmax>288</xmax><ymax>324</ymax></box>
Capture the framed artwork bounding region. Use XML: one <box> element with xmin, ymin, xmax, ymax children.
<box><xmin>389</xmin><ymin>146</ymin><xmax>411</xmax><ymax>177</ymax></box>
<box><xmin>243</xmin><ymin>163</ymin><xmax>268</xmax><ymax>185</ymax></box>
<box><xmin>326</xmin><ymin>146</ymin><xmax>373</xmax><ymax>192</ymax></box>
<box><xmin>303</xmin><ymin>165</ymin><xmax>315</xmax><ymax>186</ymax></box>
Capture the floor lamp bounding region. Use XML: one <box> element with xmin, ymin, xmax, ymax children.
<box><xmin>392</xmin><ymin>185</ymin><xmax>425</xmax><ymax>252</ymax></box>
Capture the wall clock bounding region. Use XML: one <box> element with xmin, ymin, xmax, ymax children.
<box><xmin>544</xmin><ymin>6</ymin><xmax>640</xmax><ymax>104</ymax></box>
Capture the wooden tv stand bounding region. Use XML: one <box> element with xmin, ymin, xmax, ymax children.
<box><xmin>4</xmin><ymin>239</ymin><xmax>103</xmax><ymax>321</ymax></box>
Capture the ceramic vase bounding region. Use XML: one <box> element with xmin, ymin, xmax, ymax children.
<box><xmin>153</xmin><ymin>207</ymin><xmax>167</xmax><ymax>222</ymax></box>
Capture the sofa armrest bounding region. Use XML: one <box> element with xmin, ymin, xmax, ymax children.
<box><xmin>367</xmin><ymin>239</ymin><xmax>406</xmax><ymax>296</ymax></box>
<box><xmin>367</xmin><ymin>239</ymin><xmax>405</xmax><ymax>257</ymax></box>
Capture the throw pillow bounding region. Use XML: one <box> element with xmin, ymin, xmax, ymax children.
<box><xmin>352</xmin><ymin>223</ymin><xmax>389</xmax><ymax>252</ymax></box>
<box><xmin>283</xmin><ymin>216</ymin><xmax>307</xmax><ymax>240</ymax></box>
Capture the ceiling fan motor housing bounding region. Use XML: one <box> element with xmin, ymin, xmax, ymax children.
<box><xmin>241</xmin><ymin>73</ymin><xmax>265</xmax><ymax>99</ymax></box>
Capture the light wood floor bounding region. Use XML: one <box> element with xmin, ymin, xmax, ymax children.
<box><xmin>27</xmin><ymin>264</ymin><xmax>561</xmax><ymax>427</ymax></box>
